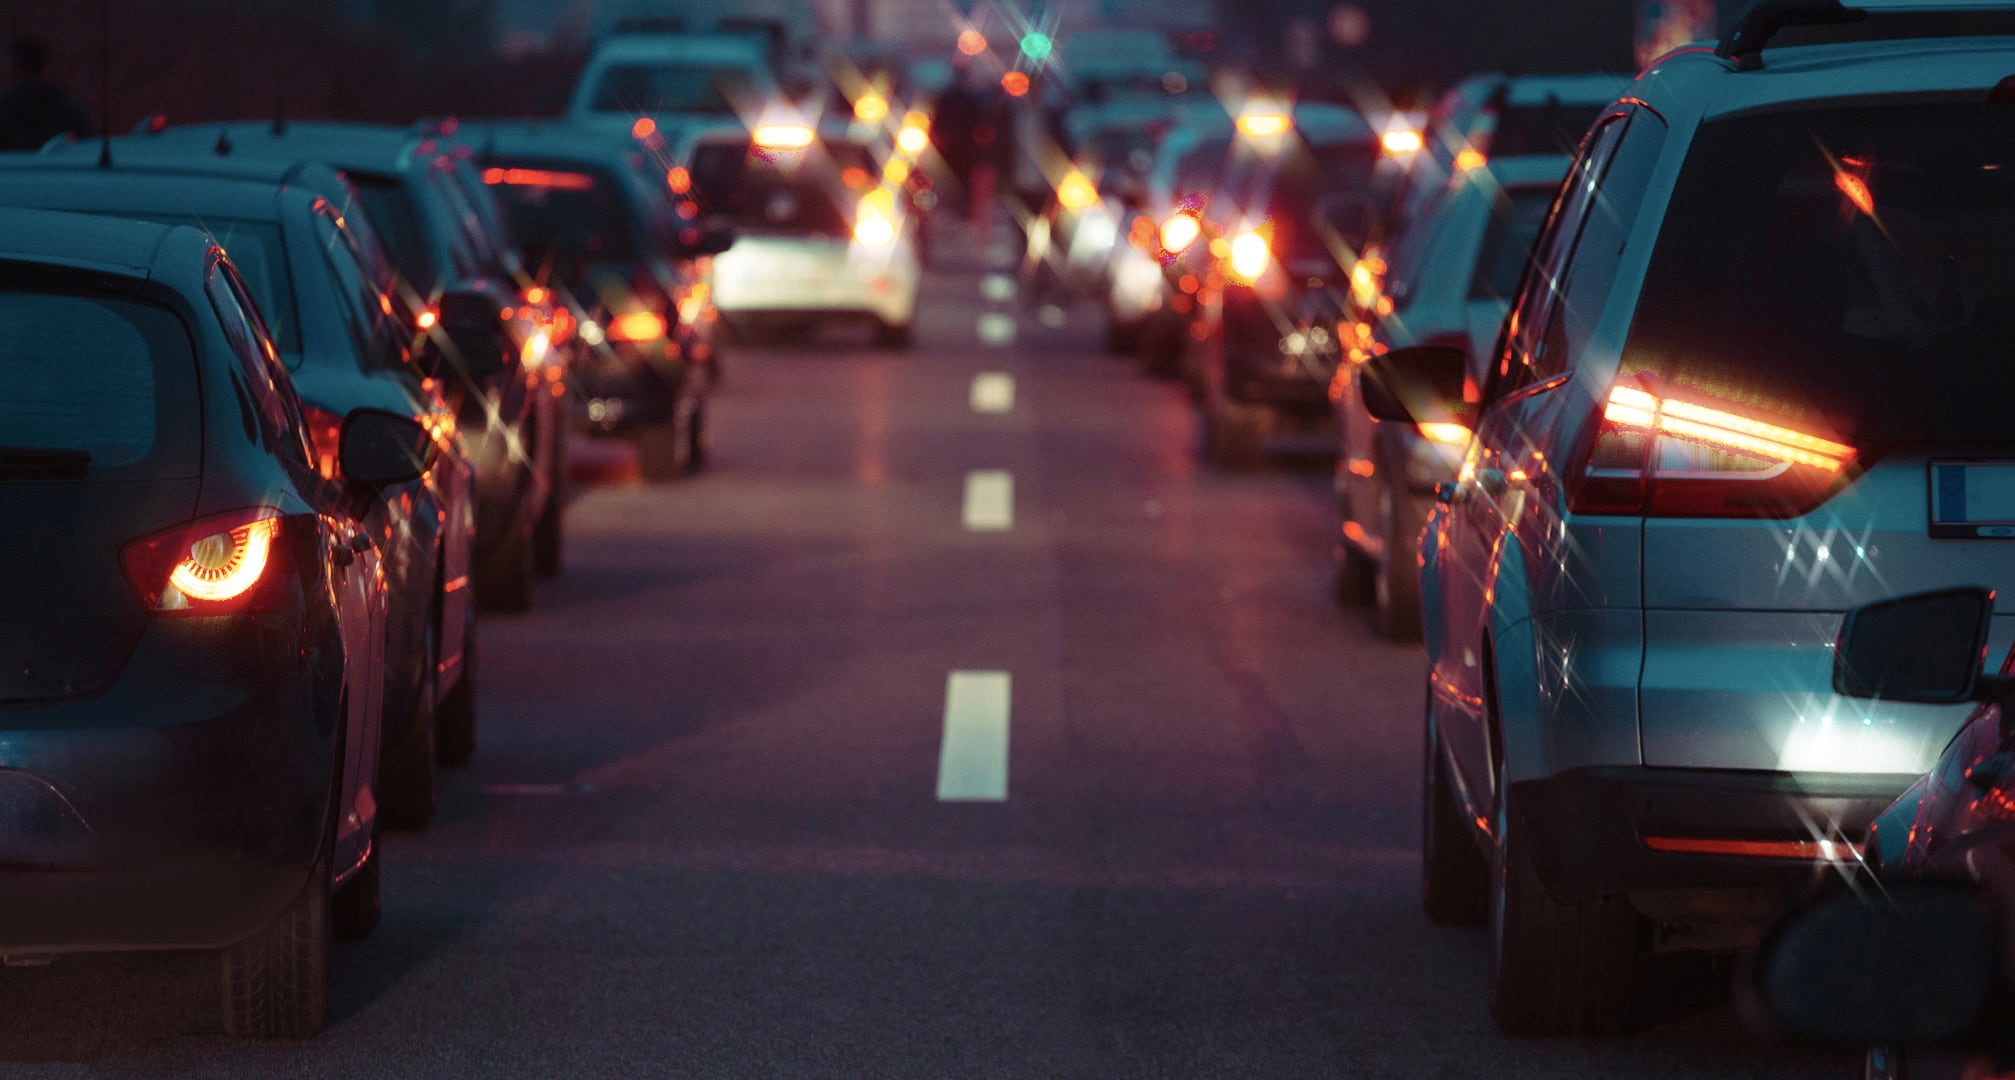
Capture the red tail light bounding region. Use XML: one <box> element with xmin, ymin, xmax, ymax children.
<box><xmin>302</xmin><ymin>404</ymin><xmax>344</xmax><ymax>483</ymax></box>
<box><xmin>1567</xmin><ymin>381</ymin><xmax>1857</xmax><ymax>518</ymax></box>
<box><xmin>122</xmin><ymin>508</ymin><xmax>287</xmax><ymax>615</ymax></box>
<box><xmin>607</xmin><ymin>311</ymin><xmax>668</xmax><ymax>342</ymax></box>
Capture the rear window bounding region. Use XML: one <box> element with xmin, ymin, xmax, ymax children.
<box><xmin>1470</xmin><ymin>187</ymin><xmax>1556</xmax><ymax>301</ymax></box>
<box><xmin>591</xmin><ymin>64</ymin><xmax>755</xmax><ymax>115</ymax></box>
<box><xmin>0</xmin><ymin>289</ymin><xmax>199</xmax><ymax>479</ymax></box>
<box><xmin>1624</xmin><ymin>102</ymin><xmax>2015</xmax><ymax>446</ymax></box>
<box><xmin>482</xmin><ymin>161</ymin><xmax>638</xmax><ymax>269</ymax></box>
<box><xmin>688</xmin><ymin>140</ymin><xmax>879</xmax><ymax>235</ymax></box>
<box><xmin>57</xmin><ymin>213</ymin><xmax>299</xmax><ymax>362</ymax></box>
<box><xmin>344</xmin><ymin>175</ymin><xmax>432</xmax><ymax>290</ymax></box>
<box><xmin>1485</xmin><ymin>102</ymin><xmax>1605</xmax><ymax>158</ymax></box>
<box><xmin>1232</xmin><ymin>141</ymin><xmax>1380</xmax><ymax>261</ymax></box>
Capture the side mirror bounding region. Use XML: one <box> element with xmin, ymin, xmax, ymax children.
<box><xmin>338</xmin><ymin>408</ymin><xmax>433</xmax><ymax>488</ymax></box>
<box><xmin>419</xmin><ymin>289</ymin><xmax>510</xmax><ymax>380</ymax></box>
<box><xmin>1360</xmin><ymin>345</ymin><xmax>1473</xmax><ymax>429</ymax></box>
<box><xmin>1743</xmin><ymin>882</ymin><xmax>1999</xmax><ymax>1048</ymax></box>
<box><xmin>1833</xmin><ymin>588</ymin><xmax>1996</xmax><ymax>704</ymax></box>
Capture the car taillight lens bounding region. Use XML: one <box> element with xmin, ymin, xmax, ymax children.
<box><xmin>1567</xmin><ymin>382</ymin><xmax>1857</xmax><ymax>518</ymax></box>
<box><xmin>1160</xmin><ymin>212</ymin><xmax>1200</xmax><ymax>256</ymax></box>
<box><xmin>1227</xmin><ymin>229</ymin><xmax>1270</xmax><ymax>283</ymax></box>
<box><xmin>122</xmin><ymin>509</ymin><xmax>286</xmax><ymax>615</ymax></box>
<box><xmin>302</xmin><ymin>404</ymin><xmax>344</xmax><ymax>482</ymax></box>
<box><xmin>854</xmin><ymin>189</ymin><xmax>898</xmax><ymax>245</ymax></box>
<box><xmin>607</xmin><ymin>311</ymin><xmax>668</xmax><ymax>342</ymax></box>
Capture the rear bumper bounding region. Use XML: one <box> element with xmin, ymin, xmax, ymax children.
<box><xmin>1510</xmin><ymin>765</ymin><xmax>1907</xmax><ymax>903</ymax></box>
<box><xmin>712</xmin><ymin>238</ymin><xmax>917</xmax><ymax>325</ymax></box>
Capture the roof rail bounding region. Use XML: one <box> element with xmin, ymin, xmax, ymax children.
<box><xmin>1719</xmin><ymin>0</ymin><xmax>2015</xmax><ymax>69</ymax></box>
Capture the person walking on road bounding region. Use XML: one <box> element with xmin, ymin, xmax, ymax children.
<box><xmin>0</xmin><ymin>37</ymin><xmax>94</xmax><ymax>153</ymax></box>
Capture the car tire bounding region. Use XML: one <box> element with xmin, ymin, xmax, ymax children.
<box><xmin>1104</xmin><ymin>314</ymin><xmax>1138</xmax><ymax>355</ymax></box>
<box><xmin>220</xmin><ymin>864</ymin><xmax>331</xmax><ymax>1039</ymax></box>
<box><xmin>1488</xmin><ymin>800</ymin><xmax>1644</xmax><ymax>1036</ymax></box>
<box><xmin>1333</xmin><ymin>542</ymin><xmax>1374</xmax><ymax>606</ymax></box>
<box><xmin>1374</xmin><ymin>479</ymin><xmax>1425</xmax><ymax>641</ymax></box>
<box><xmin>1206</xmin><ymin>395</ymin><xmax>1267</xmax><ymax>470</ymax></box>
<box><xmin>330</xmin><ymin>832</ymin><xmax>381</xmax><ymax>942</ymax></box>
<box><xmin>534</xmin><ymin>443</ymin><xmax>564</xmax><ymax>580</ymax></box>
<box><xmin>686</xmin><ymin>397</ymin><xmax>709</xmax><ymax>472</ymax></box>
<box><xmin>1140</xmin><ymin>320</ymin><xmax>1181</xmax><ymax>379</ymax></box>
<box><xmin>633</xmin><ymin>418</ymin><xmax>691</xmax><ymax>482</ymax></box>
<box><xmin>875</xmin><ymin>319</ymin><xmax>915</xmax><ymax>350</ymax></box>
<box><xmin>1421</xmin><ymin>717</ymin><xmax>1489</xmax><ymax>926</ymax></box>
<box><xmin>476</xmin><ymin>517</ymin><xmax>535</xmax><ymax>614</ymax></box>
<box><xmin>377</xmin><ymin>695</ymin><xmax>437</xmax><ymax>830</ymax></box>
<box><xmin>436</xmin><ymin>602</ymin><xmax>477</xmax><ymax>768</ymax></box>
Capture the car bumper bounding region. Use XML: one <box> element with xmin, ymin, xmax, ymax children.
<box><xmin>1509</xmin><ymin>765</ymin><xmax>1907</xmax><ymax>904</ymax></box>
<box><xmin>712</xmin><ymin>236</ymin><xmax>917</xmax><ymax>325</ymax></box>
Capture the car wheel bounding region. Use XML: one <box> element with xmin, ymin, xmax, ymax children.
<box><xmin>1333</xmin><ymin>543</ymin><xmax>1374</xmax><ymax>606</ymax></box>
<box><xmin>533</xmin><ymin>446</ymin><xmax>564</xmax><ymax>580</ymax></box>
<box><xmin>476</xmin><ymin>516</ymin><xmax>535</xmax><ymax>614</ymax></box>
<box><xmin>1422</xmin><ymin>714</ymin><xmax>1489</xmax><ymax>926</ymax></box>
<box><xmin>436</xmin><ymin>601</ymin><xmax>477</xmax><ymax>768</ymax></box>
<box><xmin>330</xmin><ymin>830</ymin><xmax>382</xmax><ymax>942</ymax></box>
<box><xmin>874</xmin><ymin>319</ymin><xmax>915</xmax><ymax>350</ymax></box>
<box><xmin>220</xmin><ymin>862</ymin><xmax>330</xmax><ymax>1038</ymax></box>
<box><xmin>1488</xmin><ymin>798</ymin><xmax>1644</xmax><ymax>1036</ymax></box>
<box><xmin>1104</xmin><ymin>314</ymin><xmax>1138</xmax><ymax>355</ymax></box>
<box><xmin>1373</xmin><ymin>479</ymin><xmax>1425</xmax><ymax>641</ymax></box>
<box><xmin>1140</xmin><ymin>319</ymin><xmax>1180</xmax><ymax>379</ymax></box>
<box><xmin>633</xmin><ymin>417</ymin><xmax>691</xmax><ymax>482</ymax></box>
<box><xmin>376</xmin><ymin>618</ymin><xmax>438</xmax><ymax>830</ymax></box>
<box><xmin>686</xmin><ymin>397</ymin><xmax>709</xmax><ymax>472</ymax></box>
<box><xmin>1206</xmin><ymin>394</ymin><xmax>1267</xmax><ymax>470</ymax></box>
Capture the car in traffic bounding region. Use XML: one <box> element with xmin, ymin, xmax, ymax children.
<box><xmin>0</xmin><ymin>153</ymin><xmax>478</xmax><ymax>828</ymax></box>
<box><xmin>1360</xmin><ymin>6</ymin><xmax>2015</xmax><ymax>1035</ymax></box>
<box><xmin>1103</xmin><ymin>113</ymin><xmax>1232</xmax><ymax>365</ymax></box>
<box><xmin>567</xmin><ymin>31</ymin><xmax>780</xmax><ymax>143</ymax></box>
<box><xmin>682</xmin><ymin>123</ymin><xmax>921</xmax><ymax>347</ymax></box>
<box><xmin>1744</xmin><ymin>585</ymin><xmax>2015</xmax><ymax>1080</ymax></box>
<box><xmin>1189</xmin><ymin>102</ymin><xmax>1390</xmax><ymax>468</ymax></box>
<box><xmin>123</xmin><ymin>121</ymin><xmax>569</xmax><ymax>616</ymax></box>
<box><xmin>0</xmin><ymin>207</ymin><xmax>431</xmax><ymax>1036</ymax></box>
<box><xmin>1331</xmin><ymin>154</ymin><xmax>1568</xmax><ymax>638</ymax></box>
<box><xmin>464</xmin><ymin>121</ymin><xmax>733</xmax><ymax>479</ymax></box>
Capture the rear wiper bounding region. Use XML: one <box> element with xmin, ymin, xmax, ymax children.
<box><xmin>0</xmin><ymin>447</ymin><xmax>91</xmax><ymax>480</ymax></box>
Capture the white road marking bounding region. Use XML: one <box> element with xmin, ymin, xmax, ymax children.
<box><xmin>977</xmin><ymin>312</ymin><xmax>1016</xmax><ymax>345</ymax></box>
<box><xmin>970</xmin><ymin>373</ymin><xmax>1015</xmax><ymax>414</ymax></box>
<box><xmin>962</xmin><ymin>470</ymin><xmax>1014</xmax><ymax>531</ymax></box>
<box><xmin>937</xmin><ymin>670</ymin><xmax>1010</xmax><ymax>801</ymax></box>
<box><xmin>1037</xmin><ymin>303</ymin><xmax>1066</xmax><ymax>328</ymax></box>
<box><xmin>980</xmin><ymin>273</ymin><xmax>1017</xmax><ymax>302</ymax></box>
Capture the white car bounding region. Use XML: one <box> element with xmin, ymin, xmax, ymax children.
<box><xmin>567</xmin><ymin>34</ymin><xmax>779</xmax><ymax>141</ymax></box>
<box><xmin>682</xmin><ymin>126</ymin><xmax>920</xmax><ymax>347</ymax></box>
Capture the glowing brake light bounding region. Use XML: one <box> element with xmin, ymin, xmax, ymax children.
<box><xmin>1227</xmin><ymin>228</ymin><xmax>1270</xmax><ymax>282</ymax></box>
<box><xmin>1568</xmin><ymin>382</ymin><xmax>1856</xmax><ymax>518</ymax></box>
<box><xmin>481</xmin><ymin>168</ymin><xmax>596</xmax><ymax>191</ymax></box>
<box><xmin>854</xmin><ymin>188</ymin><xmax>898</xmax><ymax>245</ymax></box>
<box><xmin>854</xmin><ymin>93</ymin><xmax>889</xmax><ymax>123</ymax></box>
<box><xmin>607</xmin><ymin>311</ymin><xmax>668</xmax><ymax>342</ymax></box>
<box><xmin>1057</xmin><ymin>170</ymin><xmax>1099</xmax><ymax>211</ymax></box>
<box><xmin>1454</xmin><ymin>148</ymin><xmax>1488</xmax><ymax>172</ymax></box>
<box><xmin>1159</xmin><ymin>212</ymin><xmax>1201</xmax><ymax>255</ymax></box>
<box><xmin>1381</xmin><ymin>128</ymin><xmax>1424</xmax><ymax>156</ymax></box>
<box><xmin>1417</xmin><ymin>422</ymin><xmax>1471</xmax><ymax>447</ymax></box>
<box><xmin>522</xmin><ymin>285</ymin><xmax>549</xmax><ymax>306</ymax></box>
<box><xmin>1237</xmin><ymin>113</ymin><xmax>1291</xmax><ymax>138</ymax></box>
<box><xmin>753</xmin><ymin>124</ymin><xmax>815</xmax><ymax>150</ymax></box>
<box><xmin>122</xmin><ymin>509</ymin><xmax>285</xmax><ymax>614</ymax></box>
<box><xmin>416</xmin><ymin>309</ymin><xmax>439</xmax><ymax>330</ymax></box>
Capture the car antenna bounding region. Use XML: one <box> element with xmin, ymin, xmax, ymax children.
<box><xmin>273</xmin><ymin>87</ymin><xmax>287</xmax><ymax>136</ymax></box>
<box><xmin>215</xmin><ymin>128</ymin><xmax>233</xmax><ymax>156</ymax></box>
<box><xmin>96</xmin><ymin>0</ymin><xmax>113</xmax><ymax>168</ymax></box>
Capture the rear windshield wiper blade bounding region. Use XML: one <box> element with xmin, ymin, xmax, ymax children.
<box><xmin>0</xmin><ymin>447</ymin><xmax>92</xmax><ymax>479</ymax></box>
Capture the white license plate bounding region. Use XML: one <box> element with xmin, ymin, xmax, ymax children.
<box><xmin>1930</xmin><ymin>461</ymin><xmax>2015</xmax><ymax>538</ymax></box>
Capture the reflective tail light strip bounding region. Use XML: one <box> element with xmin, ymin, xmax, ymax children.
<box><xmin>1602</xmin><ymin>385</ymin><xmax>1854</xmax><ymax>472</ymax></box>
<box><xmin>1643</xmin><ymin>836</ymin><xmax>1863</xmax><ymax>860</ymax></box>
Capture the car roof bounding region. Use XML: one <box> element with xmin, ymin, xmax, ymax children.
<box><xmin>587</xmin><ymin>34</ymin><xmax>770</xmax><ymax>66</ymax></box>
<box><xmin>0</xmin><ymin>205</ymin><xmax>192</xmax><ymax>277</ymax></box>
<box><xmin>1635</xmin><ymin>30</ymin><xmax>2015</xmax><ymax>120</ymax></box>
<box><xmin>461</xmin><ymin>121</ymin><xmax>644</xmax><ymax>165</ymax></box>
<box><xmin>5</xmin><ymin>150</ymin><xmax>351</xmax><ymax>206</ymax></box>
<box><xmin>0</xmin><ymin>164</ymin><xmax>294</xmax><ymax>223</ymax></box>
<box><xmin>1288</xmin><ymin>102</ymin><xmax>1375</xmax><ymax>145</ymax></box>
<box><xmin>122</xmin><ymin>121</ymin><xmax>424</xmax><ymax>175</ymax></box>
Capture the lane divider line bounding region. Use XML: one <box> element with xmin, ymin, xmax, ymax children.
<box><xmin>980</xmin><ymin>273</ymin><xmax>1017</xmax><ymax>303</ymax></box>
<box><xmin>937</xmin><ymin>670</ymin><xmax>1010</xmax><ymax>801</ymax></box>
<box><xmin>962</xmin><ymin>470</ymin><xmax>1014</xmax><ymax>531</ymax></box>
<box><xmin>970</xmin><ymin>373</ymin><xmax>1015</xmax><ymax>414</ymax></box>
<box><xmin>976</xmin><ymin>312</ymin><xmax>1017</xmax><ymax>346</ymax></box>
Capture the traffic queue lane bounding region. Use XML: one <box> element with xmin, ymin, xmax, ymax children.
<box><xmin>0</xmin><ymin>222</ymin><xmax>1840</xmax><ymax>1077</ymax></box>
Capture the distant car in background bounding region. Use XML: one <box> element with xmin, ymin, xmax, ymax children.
<box><xmin>568</xmin><ymin>33</ymin><xmax>780</xmax><ymax>142</ymax></box>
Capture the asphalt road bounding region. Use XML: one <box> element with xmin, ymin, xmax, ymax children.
<box><xmin>0</xmin><ymin>225</ymin><xmax>1851</xmax><ymax>1078</ymax></box>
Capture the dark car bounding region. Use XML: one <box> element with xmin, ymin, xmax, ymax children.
<box><xmin>1191</xmin><ymin>102</ymin><xmax>1389</xmax><ymax>468</ymax></box>
<box><xmin>0</xmin><ymin>207</ymin><xmax>429</xmax><ymax>1035</ymax></box>
<box><xmin>1744</xmin><ymin>586</ymin><xmax>2015</xmax><ymax>1079</ymax></box>
<box><xmin>0</xmin><ymin>154</ymin><xmax>480</xmax><ymax>827</ymax></box>
<box><xmin>124</xmin><ymin>121</ymin><xmax>567</xmax><ymax>613</ymax></box>
<box><xmin>462</xmin><ymin>120</ymin><xmax>731</xmax><ymax>479</ymax></box>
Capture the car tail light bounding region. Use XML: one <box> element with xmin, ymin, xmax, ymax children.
<box><xmin>301</xmin><ymin>404</ymin><xmax>344</xmax><ymax>482</ymax></box>
<box><xmin>1381</xmin><ymin>128</ymin><xmax>1424</xmax><ymax>156</ymax></box>
<box><xmin>855</xmin><ymin>189</ymin><xmax>897</xmax><ymax>245</ymax></box>
<box><xmin>1227</xmin><ymin>228</ymin><xmax>1270</xmax><ymax>283</ymax></box>
<box><xmin>1159</xmin><ymin>212</ymin><xmax>1201</xmax><ymax>256</ymax></box>
<box><xmin>607</xmin><ymin>311</ymin><xmax>668</xmax><ymax>342</ymax></box>
<box><xmin>1566</xmin><ymin>381</ymin><xmax>1857</xmax><ymax>518</ymax></box>
<box><xmin>122</xmin><ymin>508</ymin><xmax>286</xmax><ymax>615</ymax></box>
<box><xmin>752</xmin><ymin>124</ymin><xmax>815</xmax><ymax>150</ymax></box>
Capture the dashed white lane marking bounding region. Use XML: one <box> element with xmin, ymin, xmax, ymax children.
<box><xmin>937</xmin><ymin>671</ymin><xmax>1010</xmax><ymax>801</ymax></box>
<box><xmin>962</xmin><ymin>470</ymin><xmax>1014</xmax><ymax>531</ymax></box>
<box><xmin>980</xmin><ymin>274</ymin><xmax>1017</xmax><ymax>302</ymax></box>
<box><xmin>1037</xmin><ymin>303</ymin><xmax>1066</xmax><ymax>328</ymax></box>
<box><xmin>977</xmin><ymin>312</ymin><xmax>1017</xmax><ymax>345</ymax></box>
<box><xmin>970</xmin><ymin>373</ymin><xmax>1015</xmax><ymax>414</ymax></box>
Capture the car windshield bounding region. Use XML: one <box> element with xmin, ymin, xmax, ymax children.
<box><xmin>0</xmin><ymin>289</ymin><xmax>197</xmax><ymax>478</ymax></box>
<box><xmin>481</xmin><ymin>161</ymin><xmax>638</xmax><ymax>274</ymax></box>
<box><xmin>1470</xmin><ymin>187</ymin><xmax>1556</xmax><ymax>301</ymax></box>
<box><xmin>344</xmin><ymin>175</ymin><xmax>432</xmax><ymax>293</ymax></box>
<box><xmin>591</xmin><ymin>64</ymin><xmax>756</xmax><ymax>115</ymax></box>
<box><xmin>687</xmin><ymin>140</ymin><xmax>880</xmax><ymax>235</ymax></box>
<box><xmin>1623</xmin><ymin>101</ymin><xmax>2015</xmax><ymax>445</ymax></box>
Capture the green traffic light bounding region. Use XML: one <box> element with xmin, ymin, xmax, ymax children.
<box><xmin>1019</xmin><ymin>31</ymin><xmax>1052</xmax><ymax>60</ymax></box>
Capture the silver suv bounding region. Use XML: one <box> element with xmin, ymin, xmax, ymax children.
<box><xmin>1362</xmin><ymin>0</ymin><xmax>2015</xmax><ymax>1036</ymax></box>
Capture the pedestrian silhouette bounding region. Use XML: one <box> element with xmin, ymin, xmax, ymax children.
<box><xmin>0</xmin><ymin>37</ymin><xmax>94</xmax><ymax>152</ymax></box>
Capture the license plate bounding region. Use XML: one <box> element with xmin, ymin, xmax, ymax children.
<box><xmin>1929</xmin><ymin>461</ymin><xmax>2015</xmax><ymax>538</ymax></box>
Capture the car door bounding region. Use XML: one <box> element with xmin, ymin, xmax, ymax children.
<box><xmin>1430</xmin><ymin>110</ymin><xmax>1634</xmax><ymax>809</ymax></box>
